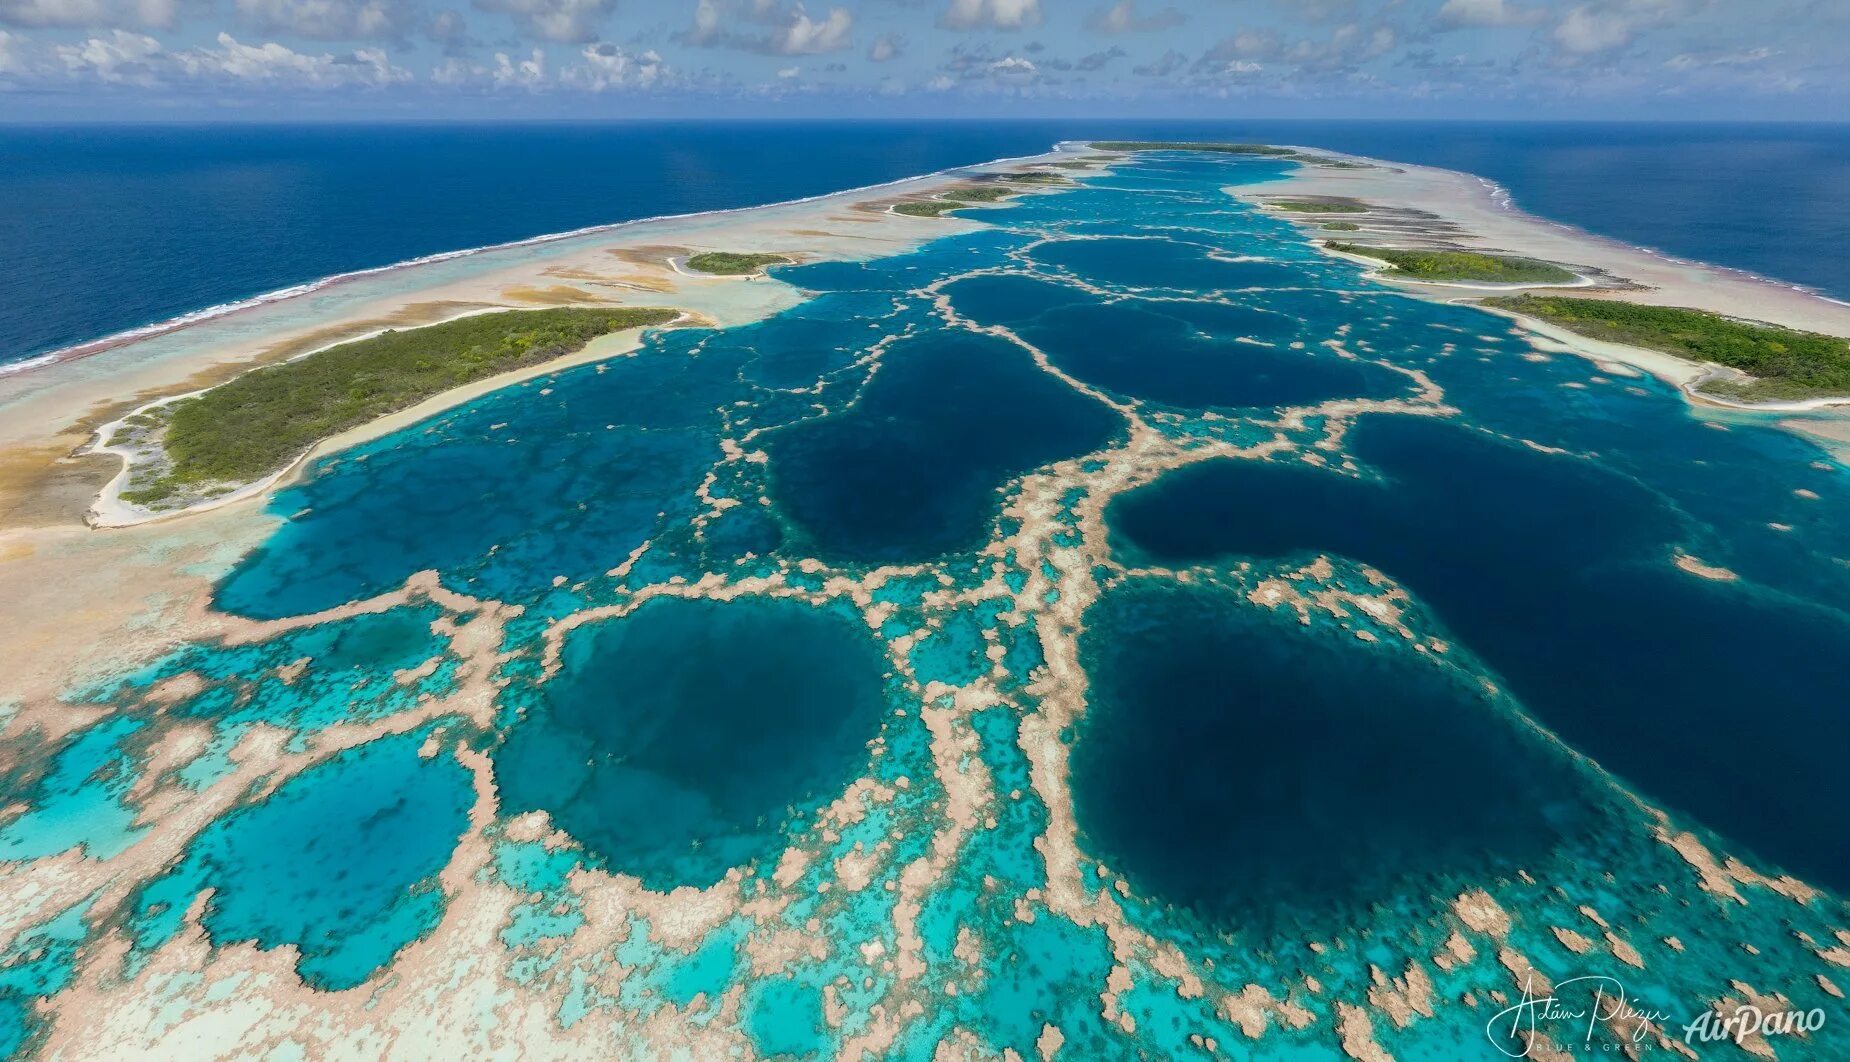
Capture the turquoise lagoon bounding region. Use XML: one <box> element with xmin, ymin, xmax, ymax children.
<box><xmin>5</xmin><ymin>148</ymin><xmax>1850</xmax><ymax>1056</ymax></box>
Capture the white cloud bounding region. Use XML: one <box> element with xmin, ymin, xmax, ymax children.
<box><xmin>939</xmin><ymin>0</ymin><xmax>1040</xmax><ymax>32</ymax></box>
<box><xmin>491</xmin><ymin>45</ymin><xmax>545</xmax><ymax>86</ymax></box>
<box><xmin>1195</xmin><ymin>19</ymin><xmax>1396</xmax><ymax>76</ymax></box>
<box><xmin>1436</xmin><ymin>0</ymin><xmax>1543</xmax><ymax>28</ymax></box>
<box><xmin>49</xmin><ymin>29</ymin><xmax>412</xmax><ymax>87</ymax></box>
<box><xmin>561</xmin><ymin>41</ymin><xmax>662</xmax><ymax>88</ymax></box>
<box><xmin>2</xmin><ymin>0</ymin><xmax>103</xmax><ymax>28</ymax></box>
<box><xmin>688</xmin><ymin>0</ymin><xmax>719</xmax><ymax>43</ymax></box>
<box><xmin>235</xmin><ymin>0</ymin><xmax>415</xmax><ymax>41</ymax></box>
<box><xmin>686</xmin><ymin>0</ymin><xmax>852</xmax><ymax>55</ymax></box>
<box><xmin>185</xmin><ymin>32</ymin><xmax>411</xmax><ymax>86</ymax></box>
<box><xmin>472</xmin><ymin>0</ymin><xmax>614</xmax><ymax>44</ymax></box>
<box><xmin>53</xmin><ymin>27</ymin><xmax>161</xmax><ymax>82</ymax></box>
<box><xmin>0</xmin><ymin>0</ymin><xmax>170</xmax><ymax>29</ymax></box>
<box><xmin>1554</xmin><ymin>5</ymin><xmax>1633</xmax><ymax>53</ymax></box>
<box><xmin>1087</xmin><ymin>0</ymin><xmax>1184</xmax><ymax>35</ymax></box>
<box><xmin>773</xmin><ymin>5</ymin><xmax>850</xmax><ymax>54</ymax></box>
<box><xmin>867</xmin><ymin>33</ymin><xmax>897</xmax><ymax>61</ymax></box>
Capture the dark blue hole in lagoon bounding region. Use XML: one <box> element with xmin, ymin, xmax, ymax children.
<box><xmin>943</xmin><ymin>273</ymin><xmax>1406</xmax><ymax>410</ymax></box>
<box><xmin>1070</xmin><ymin>580</ymin><xmax>1611</xmax><ymax>936</ymax></box>
<box><xmin>1029</xmin><ymin>236</ymin><xmax>1308</xmax><ymax>293</ymax></box>
<box><xmin>1106</xmin><ymin>415</ymin><xmax>1850</xmax><ymax>894</ymax></box>
<box><xmin>493</xmin><ymin>596</ymin><xmax>891</xmax><ymax>889</ymax></box>
<box><xmin>762</xmin><ymin>328</ymin><xmax>1124</xmax><ymax>564</ymax></box>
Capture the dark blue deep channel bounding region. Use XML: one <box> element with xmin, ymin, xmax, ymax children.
<box><xmin>1100</xmin><ymin>415</ymin><xmax>1850</xmax><ymax>896</ymax></box>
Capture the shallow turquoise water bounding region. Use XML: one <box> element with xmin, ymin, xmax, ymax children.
<box><xmin>129</xmin><ymin>729</ymin><xmax>472</xmax><ymax>991</ymax></box>
<box><xmin>8</xmin><ymin>147</ymin><xmax>1850</xmax><ymax>1057</ymax></box>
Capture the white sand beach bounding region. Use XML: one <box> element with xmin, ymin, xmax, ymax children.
<box><xmin>0</xmin><ymin>145</ymin><xmax>1091</xmax><ymax>534</ymax></box>
<box><xmin>1239</xmin><ymin>146</ymin><xmax>1850</xmax><ymax>437</ymax></box>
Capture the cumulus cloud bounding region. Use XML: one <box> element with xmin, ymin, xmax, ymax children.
<box><xmin>686</xmin><ymin>0</ymin><xmax>853</xmax><ymax>55</ymax></box>
<box><xmin>0</xmin><ymin>0</ymin><xmax>172</xmax><ymax>30</ymax></box>
<box><xmin>53</xmin><ymin>27</ymin><xmax>162</xmax><ymax>82</ymax></box>
<box><xmin>1087</xmin><ymin>0</ymin><xmax>1184</xmax><ymax>34</ymax></box>
<box><xmin>1553</xmin><ymin>5</ymin><xmax>1632</xmax><ymax>53</ymax></box>
<box><xmin>0</xmin><ymin>28</ymin><xmax>21</xmax><ymax>73</ymax></box>
<box><xmin>49</xmin><ymin>29</ymin><xmax>411</xmax><ymax>87</ymax></box>
<box><xmin>1551</xmin><ymin>0</ymin><xmax>1699</xmax><ymax>58</ymax></box>
<box><xmin>563</xmin><ymin>41</ymin><xmax>663</xmax><ymax>87</ymax></box>
<box><xmin>435</xmin><ymin>46</ymin><xmax>546</xmax><ymax>88</ymax></box>
<box><xmin>939</xmin><ymin>0</ymin><xmax>1040</xmax><ymax>32</ymax></box>
<box><xmin>867</xmin><ymin>33</ymin><xmax>899</xmax><ymax>61</ymax></box>
<box><xmin>196</xmin><ymin>32</ymin><xmax>409</xmax><ymax>84</ymax></box>
<box><xmin>1196</xmin><ymin>20</ymin><xmax>1396</xmax><ymax>76</ymax></box>
<box><xmin>234</xmin><ymin>0</ymin><xmax>417</xmax><ymax>41</ymax></box>
<box><xmin>472</xmin><ymin>0</ymin><xmax>613</xmax><ymax>44</ymax></box>
<box><xmin>774</xmin><ymin>5</ymin><xmax>850</xmax><ymax>54</ymax></box>
<box><xmin>1436</xmin><ymin>0</ymin><xmax>1543</xmax><ymax>28</ymax></box>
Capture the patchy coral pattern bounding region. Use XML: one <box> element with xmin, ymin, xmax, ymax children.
<box><xmin>3</xmin><ymin>149</ymin><xmax>1849</xmax><ymax>1059</ymax></box>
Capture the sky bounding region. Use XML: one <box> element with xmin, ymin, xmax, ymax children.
<box><xmin>0</xmin><ymin>0</ymin><xmax>1845</xmax><ymax>121</ymax></box>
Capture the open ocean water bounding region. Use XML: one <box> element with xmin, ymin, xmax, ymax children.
<box><xmin>2</xmin><ymin>120</ymin><xmax>1849</xmax><ymax>368</ymax></box>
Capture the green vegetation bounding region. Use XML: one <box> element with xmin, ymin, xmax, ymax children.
<box><xmin>1326</xmin><ymin>243</ymin><xmax>1577</xmax><ymax>285</ymax></box>
<box><xmin>938</xmin><ymin>186</ymin><xmax>1016</xmax><ymax>203</ymax></box>
<box><xmin>894</xmin><ymin>184</ymin><xmax>1024</xmax><ymax>218</ymax></box>
<box><xmin>894</xmin><ymin>200</ymin><xmax>962</xmax><ymax>218</ymax></box>
<box><xmin>1086</xmin><ymin>142</ymin><xmax>1370</xmax><ymax>171</ymax></box>
<box><xmin>996</xmin><ymin>172</ymin><xmax>1071</xmax><ymax>185</ymax></box>
<box><xmin>684</xmin><ymin>252</ymin><xmax>790</xmax><ymax>275</ymax></box>
<box><xmin>1268</xmin><ymin>199</ymin><xmax>1368</xmax><ymax>214</ymax></box>
<box><xmin>1322</xmin><ymin>222</ymin><xmax>1361</xmax><ymax>232</ymax></box>
<box><xmin>1090</xmin><ymin>141</ymin><xmax>1296</xmax><ymax>156</ymax></box>
<box><xmin>1485</xmin><ymin>295</ymin><xmax>1850</xmax><ymax>401</ymax></box>
<box><xmin>124</xmin><ymin>306</ymin><xmax>679</xmax><ymax>505</ymax></box>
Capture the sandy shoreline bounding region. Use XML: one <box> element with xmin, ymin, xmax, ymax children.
<box><xmin>1253</xmin><ymin>146</ymin><xmax>1850</xmax><ymax>338</ymax></box>
<box><xmin>0</xmin><ymin>145</ymin><xmax>1088</xmax><ymax>532</ymax></box>
<box><xmin>83</xmin><ymin>312</ymin><xmax>707</xmax><ymax>529</ymax></box>
<box><xmin>1242</xmin><ymin>145</ymin><xmax>1850</xmax><ymax>443</ymax></box>
<box><xmin>9</xmin><ymin>137</ymin><xmax>1848</xmax><ymax>534</ymax></box>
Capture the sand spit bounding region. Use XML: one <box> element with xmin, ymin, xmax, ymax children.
<box><xmin>1240</xmin><ymin>146</ymin><xmax>1850</xmax><ymax>434</ymax></box>
<box><xmin>0</xmin><ymin>146</ymin><xmax>1084</xmax><ymax>534</ymax></box>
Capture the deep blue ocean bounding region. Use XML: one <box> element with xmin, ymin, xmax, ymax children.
<box><xmin>2</xmin><ymin>120</ymin><xmax>1848</xmax><ymax>367</ymax></box>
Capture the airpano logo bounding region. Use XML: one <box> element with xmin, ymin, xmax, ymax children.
<box><xmin>1485</xmin><ymin>973</ymin><xmax>1826</xmax><ymax>1056</ymax></box>
<box><xmin>1682</xmin><ymin>1002</ymin><xmax>1827</xmax><ymax>1047</ymax></box>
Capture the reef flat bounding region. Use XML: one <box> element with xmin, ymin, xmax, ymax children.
<box><xmin>2</xmin><ymin>144</ymin><xmax>1849</xmax><ymax>1059</ymax></box>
